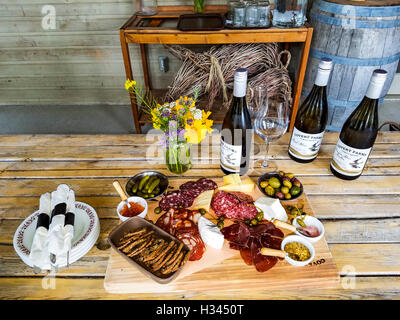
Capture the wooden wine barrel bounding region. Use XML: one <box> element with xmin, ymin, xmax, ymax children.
<box><xmin>302</xmin><ymin>0</ymin><xmax>400</xmax><ymax>131</ymax></box>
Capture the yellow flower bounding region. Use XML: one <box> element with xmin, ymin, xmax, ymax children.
<box><xmin>124</xmin><ymin>79</ymin><xmax>136</xmax><ymax>91</ymax></box>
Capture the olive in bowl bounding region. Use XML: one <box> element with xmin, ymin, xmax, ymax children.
<box><xmin>257</xmin><ymin>171</ymin><xmax>303</xmax><ymax>201</ymax></box>
<box><xmin>126</xmin><ymin>171</ymin><xmax>169</xmax><ymax>200</ymax></box>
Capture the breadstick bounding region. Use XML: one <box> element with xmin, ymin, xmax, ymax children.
<box><xmin>152</xmin><ymin>243</ymin><xmax>178</xmax><ymax>271</ymax></box>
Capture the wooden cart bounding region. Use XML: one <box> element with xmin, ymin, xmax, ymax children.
<box><xmin>120</xmin><ymin>5</ymin><xmax>313</xmax><ymax>133</ymax></box>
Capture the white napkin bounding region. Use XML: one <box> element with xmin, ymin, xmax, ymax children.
<box><xmin>48</xmin><ymin>184</ymin><xmax>70</xmax><ymax>264</ymax></box>
<box><xmin>29</xmin><ymin>193</ymin><xmax>51</xmax><ymax>270</ymax></box>
<box><xmin>63</xmin><ymin>189</ymin><xmax>76</xmax><ymax>255</ymax></box>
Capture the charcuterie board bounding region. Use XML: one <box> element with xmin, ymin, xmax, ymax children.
<box><xmin>104</xmin><ymin>177</ymin><xmax>339</xmax><ymax>293</ymax></box>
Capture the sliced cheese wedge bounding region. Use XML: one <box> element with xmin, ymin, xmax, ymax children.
<box><xmin>218</xmin><ymin>182</ymin><xmax>254</xmax><ymax>193</ymax></box>
<box><xmin>191</xmin><ymin>189</ymin><xmax>214</xmax><ymax>212</ymax></box>
<box><xmin>223</xmin><ymin>173</ymin><xmax>241</xmax><ymax>186</ymax></box>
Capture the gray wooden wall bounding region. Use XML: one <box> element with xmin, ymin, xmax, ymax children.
<box><xmin>0</xmin><ymin>0</ymin><xmax>223</xmax><ymax>105</ymax></box>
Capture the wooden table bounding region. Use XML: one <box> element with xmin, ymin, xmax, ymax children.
<box><xmin>120</xmin><ymin>5</ymin><xmax>313</xmax><ymax>133</ymax></box>
<box><xmin>0</xmin><ymin>132</ymin><xmax>399</xmax><ymax>299</ymax></box>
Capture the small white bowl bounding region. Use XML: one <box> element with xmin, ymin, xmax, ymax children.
<box><xmin>293</xmin><ymin>215</ymin><xmax>325</xmax><ymax>243</ymax></box>
<box><xmin>117</xmin><ymin>196</ymin><xmax>148</xmax><ymax>221</ymax></box>
<box><xmin>281</xmin><ymin>235</ymin><xmax>315</xmax><ymax>267</ymax></box>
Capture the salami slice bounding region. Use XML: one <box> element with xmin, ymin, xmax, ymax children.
<box><xmin>159</xmin><ymin>178</ymin><xmax>217</xmax><ymax>211</ymax></box>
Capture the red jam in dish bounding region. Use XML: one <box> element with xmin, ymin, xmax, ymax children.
<box><xmin>121</xmin><ymin>202</ymin><xmax>145</xmax><ymax>217</ymax></box>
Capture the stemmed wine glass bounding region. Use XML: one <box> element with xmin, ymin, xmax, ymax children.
<box><xmin>247</xmin><ymin>85</ymin><xmax>269</xmax><ymax>156</ymax></box>
<box><xmin>254</xmin><ymin>97</ymin><xmax>289</xmax><ymax>170</ymax></box>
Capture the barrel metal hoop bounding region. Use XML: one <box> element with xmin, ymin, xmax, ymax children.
<box><xmin>314</xmin><ymin>0</ymin><xmax>400</xmax><ymax>17</ymax></box>
<box><xmin>310</xmin><ymin>10</ymin><xmax>400</xmax><ymax>28</ymax></box>
<box><xmin>311</xmin><ymin>49</ymin><xmax>400</xmax><ymax>66</ymax></box>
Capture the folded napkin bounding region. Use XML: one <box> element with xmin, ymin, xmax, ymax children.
<box><xmin>29</xmin><ymin>193</ymin><xmax>51</xmax><ymax>270</ymax></box>
<box><xmin>48</xmin><ymin>184</ymin><xmax>70</xmax><ymax>265</ymax></box>
<box><xmin>63</xmin><ymin>189</ymin><xmax>76</xmax><ymax>257</ymax></box>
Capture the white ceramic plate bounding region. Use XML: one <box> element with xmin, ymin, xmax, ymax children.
<box><xmin>13</xmin><ymin>201</ymin><xmax>100</xmax><ymax>269</ymax></box>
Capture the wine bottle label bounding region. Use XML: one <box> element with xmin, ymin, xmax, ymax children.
<box><xmin>220</xmin><ymin>139</ymin><xmax>242</xmax><ymax>173</ymax></box>
<box><xmin>331</xmin><ymin>139</ymin><xmax>372</xmax><ymax>176</ymax></box>
<box><xmin>288</xmin><ymin>127</ymin><xmax>324</xmax><ymax>160</ymax></box>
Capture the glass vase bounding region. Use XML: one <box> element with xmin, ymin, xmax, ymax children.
<box><xmin>194</xmin><ymin>0</ymin><xmax>205</xmax><ymax>13</ymax></box>
<box><xmin>165</xmin><ymin>141</ymin><xmax>192</xmax><ymax>175</ymax></box>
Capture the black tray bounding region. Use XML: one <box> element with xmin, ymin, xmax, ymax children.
<box><xmin>177</xmin><ymin>14</ymin><xmax>225</xmax><ymax>31</ymax></box>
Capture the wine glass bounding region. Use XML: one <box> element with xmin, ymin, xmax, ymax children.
<box><xmin>247</xmin><ymin>85</ymin><xmax>269</xmax><ymax>156</ymax></box>
<box><xmin>254</xmin><ymin>98</ymin><xmax>289</xmax><ymax>170</ymax></box>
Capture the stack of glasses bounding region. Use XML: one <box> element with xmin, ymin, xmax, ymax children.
<box><xmin>228</xmin><ymin>0</ymin><xmax>271</xmax><ymax>28</ymax></box>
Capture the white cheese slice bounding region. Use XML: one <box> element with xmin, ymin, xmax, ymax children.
<box><xmin>254</xmin><ymin>197</ymin><xmax>288</xmax><ymax>222</ymax></box>
<box><xmin>198</xmin><ymin>216</ymin><xmax>224</xmax><ymax>250</ymax></box>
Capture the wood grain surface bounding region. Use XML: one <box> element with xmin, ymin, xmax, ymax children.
<box><xmin>0</xmin><ymin>132</ymin><xmax>399</xmax><ymax>299</ymax></box>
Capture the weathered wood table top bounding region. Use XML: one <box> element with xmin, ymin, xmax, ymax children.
<box><xmin>0</xmin><ymin>132</ymin><xmax>399</xmax><ymax>300</ymax></box>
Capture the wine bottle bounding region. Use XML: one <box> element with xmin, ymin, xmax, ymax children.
<box><xmin>220</xmin><ymin>68</ymin><xmax>253</xmax><ymax>175</ymax></box>
<box><xmin>330</xmin><ymin>69</ymin><xmax>387</xmax><ymax>180</ymax></box>
<box><xmin>288</xmin><ymin>57</ymin><xmax>333</xmax><ymax>163</ymax></box>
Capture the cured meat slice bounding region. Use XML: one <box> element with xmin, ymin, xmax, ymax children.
<box><xmin>155</xmin><ymin>208</ymin><xmax>205</xmax><ymax>261</ymax></box>
<box><xmin>159</xmin><ymin>190</ymin><xmax>184</xmax><ymax>211</ymax></box>
<box><xmin>240</xmin><ymin>248</ymin><xmax>253</xmax><ymax>266</ymax></box>
<box><xmin>211</xmin><ymin>191</ymin><xmax>258</xmax><ymax>220</ymax></box>
<box><xmin>159</xmin><ymin>178</ymin><xmax>218</xmax><ymax>211</ymax></box>
<box><xmin>229</xmin><ymin>192</ymin><xmax>254</xmax><ymax>203</ymax></box>
<box><xmin>221</xmin><ymin>221</ymin><xmax>284</xmax><ymax>272</ymax></box>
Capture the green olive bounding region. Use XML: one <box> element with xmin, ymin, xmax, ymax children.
<box><xmin>285</xmin><ymin>173</ymin><xmax>294</xmax><ymax>179</ymax></box>
<box><xmin>265</xmin><ymin>185</ymin><xmax>275</xmax><ymax>197</ymax></box>
<box><xmin>250</xmin><ymin>219</ymin><xmax>258</xmax><ymax>226</ymax></box>
<box><xmin>217</xmin><ymin>221</ymin><xmax>224</xmax><ymax>229</ymax></box>
<box><xmin>269</xmin><ymin>177</ymin><xmax>281</xmax><ymax>189</ymax></box>
<box><xmin>282</xmin><ymin>179</ymin><xmax>293</xmax><ymax>189</ymax></box>
<box><xmin>284</xmin><ymin>193</ymin><xmax>292</xmax><ymax>200</ymax></box>
<box><xmin>256</xmin><ymin>211</ymin><xmax>264</xmax><ymax>222</ymax></box>
<box><xmin>290</xmin><ymin>186</ymin><xmax>301</xmax><ymax>196</ymax></box>
<box><xmin>199</xmin><ymin>208</ymin><xmax>206</xmax><ymax>215</ymax></box>
<box><xmin>281</xmin><ymin>186</ymin><xmax>290</xmax><ymax>194</ymax></box>
<box><xmin>218</xmin><ymin>216</ymin><xmax>225</xmax><ymax>221</ymax></box>
<box><xmin>154</xmin><ymin>207</ymin><xmax>161</xmax><ymax>214</ymax></box>
<box><xmin>260</xmin><ymin>181</ymin><xmax>268</xmax><ymax>188</ymax></box>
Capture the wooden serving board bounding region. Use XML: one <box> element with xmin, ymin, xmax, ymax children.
<box><xmin>104</xmin><ymin>177</ymin><xmax>340</xmax><ymax>294</ymax></box>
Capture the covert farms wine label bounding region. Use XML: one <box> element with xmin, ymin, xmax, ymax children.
<box><xmin>331</xmin><ymin>139</ymin><xmax>372</xmax><ymax>176</ymax></box>
<box><xmin>289</xmin><ymin>128</ymin><xmax>324</xmax><ymax>160</ymax></box>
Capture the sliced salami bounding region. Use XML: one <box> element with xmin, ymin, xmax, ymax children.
<box><xmin>211</xmin><ymin>190</ymin><xmax>258</xmax><ymax>220</ymax></box>
<box><xmin>159</xmin><ymin>178</ymin><xmax>217</xmax><ymax>211</ymax></box>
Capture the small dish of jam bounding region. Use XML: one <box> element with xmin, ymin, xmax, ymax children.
<box><xmin>117</xmin><ymin>196</ymin><xmax>147</xmax><ymax>221</ymax></box>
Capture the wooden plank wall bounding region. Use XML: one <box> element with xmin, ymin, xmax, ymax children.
<box><xmin>0</xmin><ymin>0</ymin><xmax>223</xmax><ymax>105</ymax></box>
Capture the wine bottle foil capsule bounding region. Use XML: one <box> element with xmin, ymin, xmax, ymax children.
<box><xmin>234</xmin><ymin>68</ymin><xmax>248</xmax><ymax>97</ymax></box>
<box><xmin>366</xmin><ymin>69</ymin><xmax>388</xmax><ymax>99</ymax></box>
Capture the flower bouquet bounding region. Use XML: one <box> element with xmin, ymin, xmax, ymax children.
<box><xmin>125</xmin><ymin>80</ymin><xmax>213</xmax><ymax>174</ymax></box>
